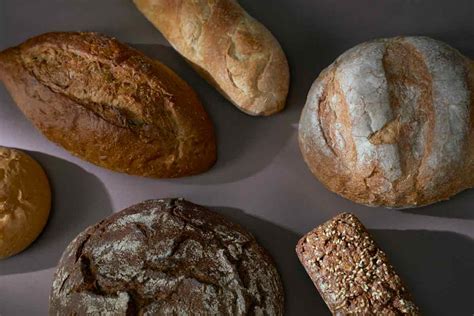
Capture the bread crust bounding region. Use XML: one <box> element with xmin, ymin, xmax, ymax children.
<box><xmin>0</xmin><ymin>32</ymin><xmax>216</xmax><ymax>178</ymax></box>
<box><xmin>299</xmin><ymin>36</ymin><xmax>474</xmax><ymax>208</ymax></box>
<box><xmin>296</xmin><ymin>213</ymin><xmax>420</xmax><ymax>315</ymax></box>
<box><xmin>133</xmin><ymin>0</ymin><xmax>290</xmax><ymax>116</ymax></box>
<box><xmin>0</xmin><ymin>146</ymin><xmax>51</xmax><ymax>259</ymax></box>
<box><xmin>49</xmin><ymin>198</ymin><xmax>284</xmax><ymax>315</ymax></box>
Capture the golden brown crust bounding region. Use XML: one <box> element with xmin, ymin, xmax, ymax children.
<box><xmin>299</xmin><ymin>36</ymin><xmax>474</xmax><ymax>208</ymax></box>
<box><xmin>0</xmin><ymin>146</ymin><xmax>51</xmax><ymax>259</ymax></box>
<box><xmin>0</xmin><ymin>32</ymin><xmax>216</xmax><ymax>178</ymax></box>
<box><xmin>133</xmin><ymin>0</ymin><xmax>290</xmax><ymax>116</ymax></box>
<box><xmin>296</xmin><ymin>213</ymin><xmax>420</xmax><ymax>315</ymax></box>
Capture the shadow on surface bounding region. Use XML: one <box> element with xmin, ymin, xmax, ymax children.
<box><xmin>211</xmin><ymin>206</ymin><xmax>330</xmax><ymax>315</ymax></box>
<box><xmin>134</xmin><ymin>44</ymin><xmax>302</xmax><ymax>185</ymax></box>
<box><xmin>372</xmin><ymin>229</ymin><xmax>474</xmax><ymax>315</ymax></box>
<box><xmin>0</xmin><ymin>151</ymin><xmax>112</xmax><ymax>275</ymax></box>
<box><xmin>402</xmin><ymin>189</ymin><xmax>474</xmax><ymax>220</ymax></box>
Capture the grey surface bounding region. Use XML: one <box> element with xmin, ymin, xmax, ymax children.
<box><xmin>0</xmin><ymin>0</ymin><xmax>473</xmax><ymax>315</ymax></box>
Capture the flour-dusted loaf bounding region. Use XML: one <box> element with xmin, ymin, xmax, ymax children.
<box><xmin>133</xmin><ymin>0</ymin><xmax>290</xmax><ymax>116</ymax></box>
<box><xmin>0</xmin><ymin>146</ymin><xmax>51</xmax><ymax>259</ymax></box>
<box><xmin>50</xmin><ymin>198</ymin><xmax>284</xmax><ymax>315</ymax></box>
<box><xmin>296</xmin><ymin>213</ymin><xmax>420</xmax><ymax>315</ymax></box>
<box><xmin>0</xmin><ymin>32</ymin><xmax>216</xmax><ymax>178</ymax></box>
<box><xmin>299</xmin><ymin>36</ymin><xmax>474</xmax><ymax>208</ymax></box>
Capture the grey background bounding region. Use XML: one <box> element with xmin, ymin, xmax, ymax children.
<box><xmin>0</xmin><ymin>0</ymin><xmax>473</xmax><ymax>315</ymax></box>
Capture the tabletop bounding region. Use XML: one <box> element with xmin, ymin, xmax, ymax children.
<box><xmin>0</xmin><ymin>0</ymin><xmax>473</xmax><ymax>315</ymax></box>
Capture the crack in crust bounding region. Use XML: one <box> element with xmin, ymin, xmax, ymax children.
<box><xmin>49</xmin><ymin>199</ymin><xmax>284</xmax><ymax>315</ymax></box>
<box><xmin>133</xmin><ymin>0</ymin><xmax>289</xmax><ymax>116</ymax></box>
<box><xmin>299</xmin><ymin>36</ymin><xmax>473</xmax><ymax>208</ymax></box>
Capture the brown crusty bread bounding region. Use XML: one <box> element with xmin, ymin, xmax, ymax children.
<box><xmin>296</xmin><ymin>213</ymin><xmax>420</xmax><ymax>315</ymax></box>
<box><xmin>49</xmin><ymin>198</ymin><xmax>284</xmax><ymax>315</ymax></box>
<box><xmin>133</xmin><ymin>0</ymin><xmax>290</xmax><ymax>116</ymax></box>
<box><xmin>299</xmin><ymin>36</ymin><xmax>474</xmax><ymax>208</ymax></box>
<box><xmin>0</xmin><ymin>32</ymin><xmax>216</xmax><ymax>178</ymax></box>
<box><xmin>0</xmin><ymin>146</ymin><xmax>51</xmax><ymax>259</ymax></box>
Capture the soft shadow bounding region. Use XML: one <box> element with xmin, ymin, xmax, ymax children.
<box><xmin>210</xmin><ymin>206</ymin><xmax>330</xmax><ymax>315</ymax></box>
<box><xmin>130</xmin><ymin>0</ymin><xmax>345</xmax><ymax>185</ymax></box>
<box><xmin>0</xmin><ymin>152</ymin><xmax>112</xmax><ymax>275</ymax></box>
<box><xmin>133</xmin><ymin>44</ymin><xmax>300</xmax><ymax>185</ymax></box>
<box><xmin>401</xmin><ymin>189</ymin><xmax>474</xmax><ymax>220</ymax></box>
<box><xmin>372</xmin><ymin>229</ymin><xmax>474</xmax><ymax>315</ymax></box>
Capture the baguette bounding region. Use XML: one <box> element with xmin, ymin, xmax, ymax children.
<box><xmin>0</xmin><ymin>32</ymin><xmax>216</xmax><ymax>178</ymax></box>
<box><xmin>133</xmin><ymin>0</ymin><xmax>290</xmax><ymax>116</ymax></box>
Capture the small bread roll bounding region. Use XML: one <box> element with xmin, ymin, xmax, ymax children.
<box><xmin>299</xmin><ymin>36</ymin><xmax>474</xmax><ymax>208</ymax></box>
<box><xmin>0</xmin><ymin>146</ymin><xmax>51</xmax><ymax>259</ymax></box>
<box><xmin>133</xmin><ymin>0</ymin><xmax>290</xmax><ymax>116</ymax></box>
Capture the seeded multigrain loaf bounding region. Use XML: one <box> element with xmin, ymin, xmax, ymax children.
<box><xmin>133</xmin><ymin>0</ymin><xmax>290</xmax><ymax>116</ymax></box>
<box><xmin>50</xmin><ymin>199</ymin><xmax>284</xmax><ymax>315</ymax></box>
<box><xmin>296</xmin><ymin>213</ymin><xmax>420</xmax><ymax>315</ymax></box>
<box><xmin>0</xmin><ymin>32</ymin><xmax>216</xmax><ymax>178</ymax></box>
<box><xmin>299</xmin><ymin>36</ymin><xmax>474</xmax><ymax>208</ymax></box>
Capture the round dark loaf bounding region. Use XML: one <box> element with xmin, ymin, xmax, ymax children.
<box><xmin>0</xmin><ymin>32</ymin><xmax>216</xmax><ymax>178</ymax></box>
<box><xmin>299</xmin><ymin>36</ymin><xmax>474</xmax><ymax>208</ymax></box>
<box><xmin>49</xmin><ymin>199</ymin><xmax>284</xmax><ymax>315</ymax></box>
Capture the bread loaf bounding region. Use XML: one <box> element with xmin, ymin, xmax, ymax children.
<box><xmin>133</xmin><ymin>0</ymin><xmax>290</xmax><ymax>116</ymax></box>
<box><xmin>0</xmin><ymin>32</ymin><xmax>216</xmax><ymax>178</ymax></box>
<box><xmin>0</xmin><ymin>146</ymin><xmax>51</xmax><ymax>259</ymax></box>
<box><xmin>296</xmin><ymin>213</ymin><xmax>420</xmax><ymax>315</ymax></box>
<box><xmin>299</xmin><ymin>36</ymin><xmax>474</xmax><ymax>208</ymax></box>
<box><xmin>50</xmin><ymin>198</ymin><xmax>284</xmax><ymax>315</ymax></box>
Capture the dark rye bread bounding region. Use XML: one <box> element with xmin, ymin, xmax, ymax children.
<box><xmin>0</xmin><ymin>32</ymin><xmax>216</xmax><ymax>178</ymax></box>
<box><xmin>296</xmin><ymin>213</ymin><xmax>420</xmax><ymax>315</ymax></box>
<box><xmin>49</xmin><ymin>199</ymin><xmax>284</xmax><ymax>315</ymax></box>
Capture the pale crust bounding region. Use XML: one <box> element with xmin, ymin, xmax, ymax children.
<box><xmin>0</xmin><ymin>146</ymin><xmax>51</xmax><ymax>259</ymax></box>
<box><xmin>133</xmin><ymin>0</ymin><xmax>290</xmax><ymax>116</ymax></box>
<box><xmin>299</xmin><ymin>36</ymin><xmax>474</xmax><ymax>208</ymax></box>
<box><xmin>0</xmin><ymin>32</ymin><xmax>216</xmax><ymax>178</ymax></box>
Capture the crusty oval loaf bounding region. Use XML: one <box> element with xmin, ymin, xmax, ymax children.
<box><xmin>299</xmin><ymin>36</ymin><xmax>474</xmax><ymax>208</ymax></box>
<box><xmin>50</xmin><ymin>198</ymin><xmax>284</xmax><ymax>315</ymax></box>
<box><xmin>0</xmin><ymin>32</ymin><xmax>216</xmax><ymax>178</ymax></box>
<box><xmin>133</xmin><ymin>0</ymin><xmax>290</xmax><ymax>116</ymax></box>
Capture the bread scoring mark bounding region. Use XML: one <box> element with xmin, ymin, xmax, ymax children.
<box><xmin>336</xmin><ymin>41</ymin><xmax>402</xmax><ymax>182</ymax></box>
<box><xmin>299</xmin><ymin>65</ymin><xmax>337</xmax><ymax>158</ymax></box>
<box><xmin>403</xmin><ymin>37</ymin><xmax>470</xmax><ymax>190</ymax></box>
<box><xmin>178</xmin><ymin>0</ymin><xmax>212</xmax><ymax>61</ymax></box>
<box><xmin>20</xmin><ymin>41</ymin><xmax>179</xmax><ymax>142</ymax></box>
<box><xmin>224</xmin><ymin>17</ymin><xmax>273</xmax><ymax>111</ymax></box>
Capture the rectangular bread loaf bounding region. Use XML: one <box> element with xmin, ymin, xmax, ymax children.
<box><xmin>296</xmin><ymin>213</ymin><xmax>420</xmax><ymax>315</ymax></box>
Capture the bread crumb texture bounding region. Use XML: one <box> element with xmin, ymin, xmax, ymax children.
<box><xmin>299</xmin><ymin>36</ymin><xmax>474</xmax><ymax>207</ymax></box>
<box><xmin>50</xmin><ymin>199</ymin><xmax>284</xmax><ymax>315</ymax></box>
<box><xmin>0</xmin><ymin>146</ymin><xmax>51</xmax><ymax>259</ymax></box>
<box><xmin>297</xmin><ymin>213</ymin><xmax>420</xmax><ymax>315</ymax></box>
